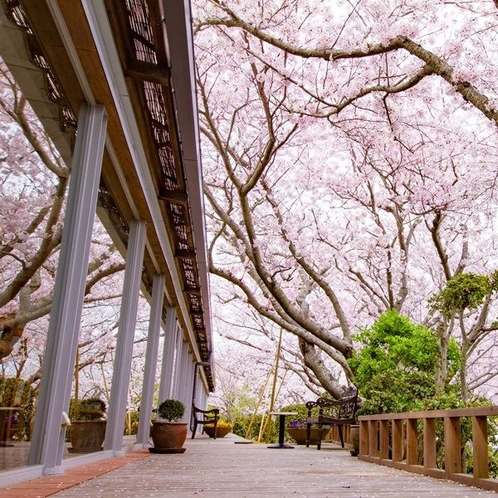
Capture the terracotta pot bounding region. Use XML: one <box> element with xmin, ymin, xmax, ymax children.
<box><xmin>286</xmin><ymin>427</ymin><xmax>331</xmax><ymax>445</ymax></box>
<box><xmin>69</xmin><ymin>420</ymin><xmax>106</xmax><ymax>453</ymax></box>
<box><xmin>150</xmin><ymin>421</ymin><xmax>188</xmax><ymax>453</ymax></box>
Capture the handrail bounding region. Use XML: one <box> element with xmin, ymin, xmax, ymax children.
<box><xmin>358</xmin><ymin>406</ymin><xmax>498</xmax><ymax>493</ymax></box>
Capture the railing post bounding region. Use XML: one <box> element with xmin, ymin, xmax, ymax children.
<box><xmin>368</xmin><ymin>420</ymin><xmax>377</xmax><ymax>457</ymax></box>
<box><xmin>406</xmin><ymin>418</ymin><xmax>418</xmax><ymax>465</ymax></box>
<box><xmin>392</xmin><ymin>419</ymin><xmax>403</xmax><ymax>462</ymax></box>
<box><xmin>423</xmin><ymin>418</ymin><xmax>437</xmax><ymax>469</ymax></box>
<box><xmin>359</xmin><ymin>419</ymin><xmax>368</xmax><ymax>455</ymax></box>
<box><xmin>379</xmin><ymin>420</ymin><xmax>389</xmax><ymax>459</ymax></box>
<box><xmin>444</xmin><ymin>416</ymin><xmax>462</xmax><ymax>474</ymax></box>
<box><xmin>472</xmin><ymin>415</ymin><xmax>489</xmax><ymax>478</ymax></box>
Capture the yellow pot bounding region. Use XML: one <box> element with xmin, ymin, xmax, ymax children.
<box><xmin>204</xmin><ymin>424</ymin><xmax>232</xmax><ymax>438</ymax></box>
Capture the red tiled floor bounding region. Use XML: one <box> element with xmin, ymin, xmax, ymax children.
<box><xmin>0</xmin><ymin>450</ymin><xmax>150</xmax><ymax>497</ymax></box>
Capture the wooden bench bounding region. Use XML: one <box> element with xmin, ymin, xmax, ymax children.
<box><xmin>191</xmin><ymin>405</ymin><xmax>220</xmax><ymax>439</ymax></box>
<box><xmin>305</xmin><ymin>386</ymin><xmax>359</xmax><ymax>450</ymax></box>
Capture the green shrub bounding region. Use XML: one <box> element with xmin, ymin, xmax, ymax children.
<box><xmin>429</xmin><ymin>272</ymin><xmax>496</xmax><ymax>316</ymax></box>
<box><xmin>349</xmin><ymin>309</ymin><xmax>460</xmax><ymax>415</ymax></box>
<box><xmin>157</xmin><ymin>399</ymin><xmax>185</xmax><ymax>421</ymax></box>
<box><xmin>71</xmin><ymin>398</ymin><xmax>106</xmax><ymax>421</ymax></box>
<box><xmin>231</xmin><ymin>413</ymin><xmax>278</xmax><ymax>443</ymax></box>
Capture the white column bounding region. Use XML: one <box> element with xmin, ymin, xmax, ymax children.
<box><xmin>184</xmin><ymin>353</ymin><xmax>194</xmax><ymax>424</ymax></box>
<box><xmin>178</xmin><ymin>345</ymin><xmax>191</xmax><ymax>411</ymax></box>
<box><xmin>172</xmin><ymin>334</ymin><xmax>184</xmax><ymax>400</ymax></box>
<box><xmin>104</xmin><ymin>219</ymin><xmax>146</xmax><ymax>455</ymax></box>
<box><xmin>28</xmin><ymin>105</ymin><xmax>107</xmax><ymax>473</ymax></box>
<box><xmin>157</xmin><ymin>307</ymin><xmax>177</xmax><ymax>403</ymax></box>
<box><xmin>136</xmin><ymin>274</ymin><xmax>164</xmax><ymax>446</ymax></box>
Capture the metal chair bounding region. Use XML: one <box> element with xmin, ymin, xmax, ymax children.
<box><xmin>191</xmin><ymin>405</ymin><xmax>220</xmax><ymax>439</ymax></box>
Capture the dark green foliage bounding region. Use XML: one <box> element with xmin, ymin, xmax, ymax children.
<box><xmin>281</xmin><ymin>403</ymin><xmax>307</xmax><ymax>427</ymax></box>
<box><xmin>231</xmin><ymin>413</ymin><xmax>278</xmax><ymax>443</ymax></box>
<box><xmin>355</xmin><ymin>370</ymin><xmax>437</xmax><ymax>415</ymax></box>
<box><xmin>70</xmin><ymin>397</ymin><xmax>106</xmax><ymax>421</ymax></box>
<box><xmin>0</xmin><ymin>377</ymin><xmax>35</xmax><ymax>440</ymax></box>
<box><xmin>231</xmin><ymin>419</ymin><xmax>246</xmax><ymax>438</ymax></box>
<box><xmin>233</xmin><ymin>413</ymin><xmax>260</xmax><ymax>439</ymax></box>
<box><xmin>125</xmin><ymin>410</ymin><xmax>139</xmax><ymax>435</ymax></box>
<box><xmin>349</xmin><ymin>309</ymin><xmax>461</xmax><ymax>415</ymax></box>
<box><xmin>157</xmin><ymin>399</ymin><xmax>185</xmax><ymax>421</ymax></box>
<box><xmin>429</xmin><ymin>272</ymin><xmax>496</xmax><ymax>317</ymax></box>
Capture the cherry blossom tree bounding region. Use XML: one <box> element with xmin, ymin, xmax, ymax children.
<box><xmin>193</xmin><ymin>0</ymin><xmax>498</xmax><ymax>399</ymax></box>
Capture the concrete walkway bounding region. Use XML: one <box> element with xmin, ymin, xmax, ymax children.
<box><xmin>1</xmin><ymin>434</ymin><xmax>497</xmax><ymax>497</ymax></box>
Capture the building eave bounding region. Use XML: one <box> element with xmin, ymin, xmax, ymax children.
<box><xmin>0</xmin><ymin>0</ymin><xmax>215</xmax><ymax>389</ymax></box>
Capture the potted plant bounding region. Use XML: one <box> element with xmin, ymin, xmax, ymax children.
<box><xmin>204</xmin><ymin>419</ymin><xmax>232</xmax><ymax>438</ymax></box>
<box><xmin>149</xmin><ymin>399</ymin><xmax>188</xmax><ymax>453</ymax></box>
<box><xmin>69</xmin><ymin>397</ymin><xmax>107</xmax><ymax>453</ymax></box>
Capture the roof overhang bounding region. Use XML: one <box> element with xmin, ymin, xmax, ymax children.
<box><xmin>0</xmin><ymin>0</ymin><xmax>214</xmax><ymax>389</ymax></box>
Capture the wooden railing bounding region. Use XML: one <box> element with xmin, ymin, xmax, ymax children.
<box><xmin>358</xmin><ymin>406</ymin><xmax>498</xmax><ymax>493</ymax></box>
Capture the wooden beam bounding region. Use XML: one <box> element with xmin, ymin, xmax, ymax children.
<box><xmin>175</xmin><ymin>249</ymin><xmax>196</xmax><ymax>259</ymax></box>
<box><xmin>124</xmin><ymin>59</ymin><xmax>171</xmax><ymax>86</ymax></box>
<box><xmin>159</xmin><ymin>189</ymin><xmax>188</xmax><ymax>203</ymax></box>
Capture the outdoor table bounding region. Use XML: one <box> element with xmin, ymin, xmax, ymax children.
<box><xmin>268</xmin><ymin>411</ymin><xmax>298</xmax><ymax>449</ymax></box>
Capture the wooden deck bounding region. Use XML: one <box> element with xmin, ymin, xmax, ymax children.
<box><xmin>1</xmin><ymin>434</ymin><xmax>497</xmax><ymax>497</ymax></box>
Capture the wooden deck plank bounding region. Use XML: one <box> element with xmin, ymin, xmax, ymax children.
<box><xmin>38</xmin><ymin>434</ymin><xmax>497</xmax><ymax>497</ymax></box>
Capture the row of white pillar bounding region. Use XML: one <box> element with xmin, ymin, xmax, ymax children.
<box><xmin>26</xmin><ymin>104</ymin><xmax>209</xmax><ymax>475</ymax></box>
